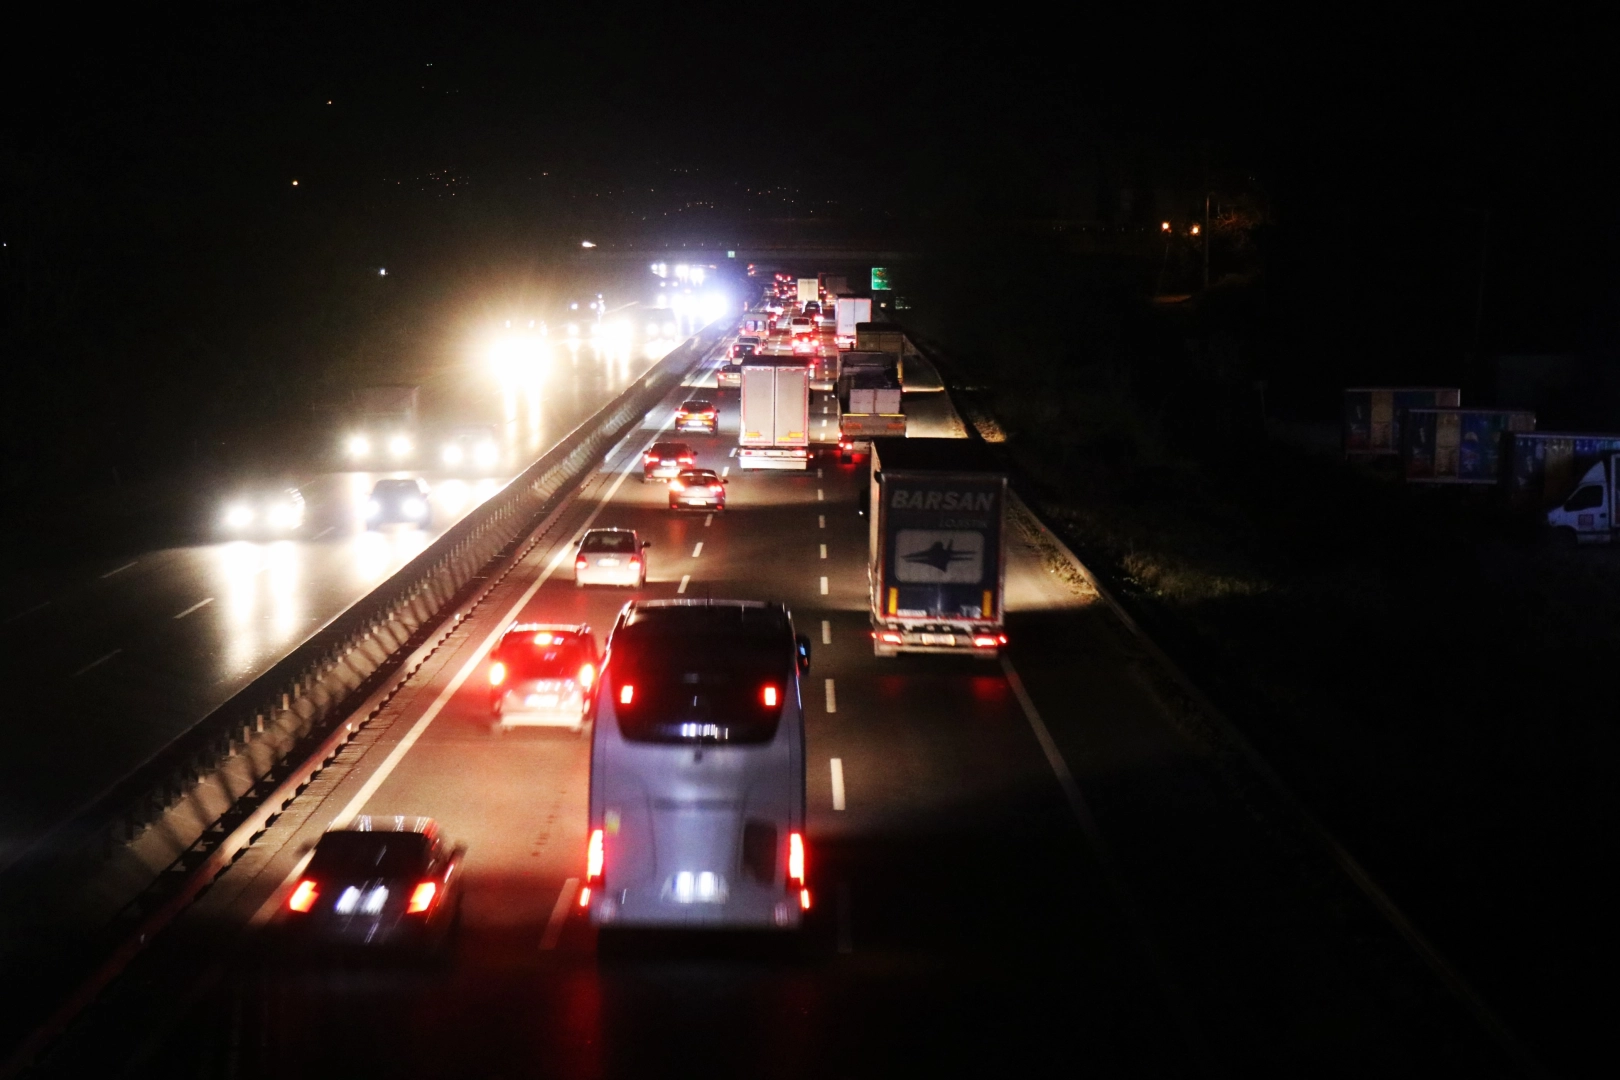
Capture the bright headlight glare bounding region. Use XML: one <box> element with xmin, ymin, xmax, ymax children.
<box><xmin>442</xmin><ymin>444</ymin><xmax>464</xmax><ymax>465</ymax></box>
<box><xmin>474</xmin><ymin>442</ymin><xmax>498</xmax><ymax>466</ymax></box>
<box><xmin>388</xmin><ymin>435</ymin><xmax>412</xmax><ymax>458</ymax></box>
<box><xmin>347</xmin><ymin>435</ymin><xmax>370</xmax><ymax>457</ymax></box>
<box><xmin>403</xmin><ymin>498</ymin><xmax>426</xmax><ymax>518</ymax></box>
<box><xmin>366</xmin><ymin>499</ymin><xmax>381</xmax><ymax>517</ymax></box>
<box><xmin>224</xmin><ymin>505</ymin><xmax>254</xmax><ymax>528</ymax></box>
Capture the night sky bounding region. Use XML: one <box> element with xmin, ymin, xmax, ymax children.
<box><xmin>3</xmin><ymin>5</ymin><xmax>1616</xmax><ymax>492</ymax></box>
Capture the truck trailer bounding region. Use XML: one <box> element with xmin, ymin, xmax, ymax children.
<box><xmin>738</xmin><ymin>357</ymin><xmax>811</xmax><ymax>470</ymax></box>
<box><xmin>1504</xmin><ymin>431</ymin><xmax>1620</xmax><ymax>511</ymax></box>
<box><xmin>1343</xmin><ymin>387</ymin><xmax>1461</xmax><ymax>457</ymax></box>
<box><xmin>1400</xmin><ymin>408</ymin><xmax>1535</xmax><ymax>483</ymax></box>
<box><xmin>834</xmin><ymin>297</ymin><xmax>872</xmax><ymax>349</ymax></box>
<box><xmin>797</xmin><ymin>278</ymin><xmax>819</xmax><ymax>305</ymax></box>
<box><xmin>868</xmin><ymin>439</ymin><xmax>1007</xmax><ymax>657</ymax></box>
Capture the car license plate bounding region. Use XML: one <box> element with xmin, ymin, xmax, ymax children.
<box><xmin>919</xmin><ymin>633</ymin><xmax>955</xmax><ymax>646</ymax></box>
<box><xmin>598</xmin><ymin>558</ymin><xmax>619</xmax><ymax>566</ymax></box>
<box><xmin>526</xmin><ymin>694</ymin><xmax>559</xmax><ymax>708</ymax></box>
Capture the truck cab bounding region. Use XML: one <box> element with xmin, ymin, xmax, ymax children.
<box><xmin>1547</xmin><ymin>455</ymin><xmax>1618</xmax><ymax>543</ymax></box>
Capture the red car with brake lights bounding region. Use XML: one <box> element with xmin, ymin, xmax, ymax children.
<box><xmin>668</xmin><ymin>468</ymin><xmax>727</xmax><ymax>511</ymax></box>
<box><xmin>487</xmin><ymin>622</ymin><xmax>600</xmax><ymax>733</ymax></box>
<box><xmin>674</xmin><ymin>399</ymin><xmax>718</xmax><ymax>434</ymax></box>
<box><xmin>642</xmin><ymin>440</ymin><xmax>696</xmax><ymax>481</ymax></box>
<box><xmin>283</xmin><ymin>816</ymin><xmax>464</xmax><ymax>954</ymax></box>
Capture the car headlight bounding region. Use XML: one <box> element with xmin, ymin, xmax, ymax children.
<box><xmin>224</xmin><ymin>504</ymin><xmax>254</xmax><ymax>529</ymax></box>
<box><xmin>366</xmin><ymin>499</ymin><xmax>381</xmax><ymax>518</ymax></box>
<box><xmin>442</xmin><ymin>444</ymin><xmax>464</xmax><ymax>466</ymax></box>
<box><xmin>388</xmin><ymin>435</ymin><xmax>412</xmax><ymax>458</ymax></box>
<box><xmin>402</xmin><ymin>498</ymin><xmax>426</xmax><ymax>518</ymax></box>
<box><xmin>347</xmin><ymin>435</ymin><xmax>370</xmax><ymax>458</ymax></box>
<box><xmin>267</xmin><ymin>503</ymin><xmax>300</xmax><ymax>529</ymax></box>
<box><xmin>474</xmin><ymin>442</ymin><xmax>498</xmax><ymax>467</ymax></box>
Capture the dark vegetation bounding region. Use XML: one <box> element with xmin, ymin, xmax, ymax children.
<box><xmin>905</xmin><ymin>220</ymin><xmax>1619</xmax><ymax>1071</ymax></box>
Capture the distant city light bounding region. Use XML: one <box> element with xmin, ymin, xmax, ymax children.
<box><xmin>291</xmin><ymin>180</ymin><xmax>299</xmax><ymax>186</ymax></box>
<box><xmin>378</xmin><ymin>268</ymin><xmax>387</xmax><ymax>276</ymax></box>
<box><xmin>1161</xmin><ymin>221</ymin><xmax>1171</xmax><ymax>232</ymax></box>
<box><xmin>1189</xmin><ymin>223</ymin><xmax>1201</xmax><ymax>236</ymax></box>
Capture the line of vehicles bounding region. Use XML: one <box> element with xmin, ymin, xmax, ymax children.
<box><xmin>279</xmin><ymin>274</ymin><xmax>1011</xmax><ymax>950</ymax></box>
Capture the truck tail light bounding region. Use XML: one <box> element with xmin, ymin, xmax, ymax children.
<box><xmin>587</xmin><ymin>828</ymin><xmax>604</xmax><ymax>883</ymax></box>
<box><xmin>788</xmin><ymin>832</ymin><xmax>806</xmax><ymax>885</ymax></box>
<box><xmin>972</xmin><ymin>636</ymin><xmax>1000</xmax><ymax>648</ymax></box>
<box><xmin>878</xmin><ymin>631</ymin><xmax>903</xmax><ymax>645</ymax></box>
<box><xmin>406</xmin><ymin>881</ymin><xmax>438</xmax><ymax>914</ymax></box>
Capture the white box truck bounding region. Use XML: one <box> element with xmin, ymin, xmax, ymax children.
<box><xmin>834</xmin><ymin>297</ymin><xmax>871</xmax><ymax>350</ymax></box>
<box><xmin>738</xmin><ymin>358</ymin><xmax>811</xmax><ymax>470</ymax></box>
<box><xmin>797</xmin><ymin>278</ymin><xmax>819</xmax><ymax>305</ymax></box>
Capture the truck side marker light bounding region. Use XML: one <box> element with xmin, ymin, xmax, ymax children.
<box><xmin>587</xmin><ymin>829</ymin><xmax>604</xmax><ymax>882</ymax></box>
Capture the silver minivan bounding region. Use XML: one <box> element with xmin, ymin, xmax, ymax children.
<box><xmin>584</xmin><ymin>601</ymin><xmax>812</xmax><ymax>930</ymax></box>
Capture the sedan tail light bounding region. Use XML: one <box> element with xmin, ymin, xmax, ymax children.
<box><xmin>287</xmin><ymin>879</ymin><xmax>319</xmax><ymax>913</ymax></box>
<box><xmin>788</xmin><ymin>832</ymin><xmax>806</xmax><ymax>885</ymax></box>
<box><xmin>489</xmin><ymin>661</ymin><xmax>507</xmax><ymax>685</ymax></box>
<box><xmin>406</xmin><ymin>881</ymin><xmax>438</xmax><ymax>914</ymax></box>
<box><xmin>575</xmin><ymin>557</ymin><xmax>588</xmax><ymax>570</ymax></box>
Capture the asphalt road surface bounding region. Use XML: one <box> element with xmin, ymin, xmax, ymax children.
<box><xmin>0</xmin><ymin>322</ymin><xmax>685</xmax><ymax>874</ymax></box>
<box><xmin>20</xmin><ymin>323</ymin><xmax>1520</xmax><ymax>1078</ymax></box>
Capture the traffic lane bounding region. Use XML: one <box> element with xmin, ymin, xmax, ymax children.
<box><xmin>1001</xmin><ymin>559</ymin><xmax>1510</xmax><ymax>1070</ymax></box>
<box><xmin>0</xmin><ymin>348</ymin><xmax>673</xmax><ymax>871</ymax></box>
<box><xmin>206</xmin><ymin>399</ymin><xmax>1183</xmax><ymax>1075</ymax></box>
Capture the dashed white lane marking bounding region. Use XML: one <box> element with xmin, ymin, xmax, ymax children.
<box><xmin>817</xmin><ymin>467</ymin><xmax>823</xmax><ymax>478</ymax></box>
<box><xmin>704</xmin><ymin>513</ymin><xmax>713</xmax><ymax>526</ymax></box>
<box><xmin>172</xmin><ymin>597</ymin><xmax>214</xmax><ymax>619</ymax></box>
<box><xmin>816</xmin><ymin>489</ymin><xmax>824</xmax><ymax>501</ymax></box>
<box><xmin>721</xmin><ymin>466</ymin><xmax>730</xmax><ymax>477</ymax></box>
<box><xmin>819</xmin><ymin>515</ymin><xmax>825</xmax><ymax>528</ymax></box>
<box><xmin>692</xmin><ymin>542</ymin><xmax>703</xmax><ymax>558</ymax></box>
<box><xmin>728</xmin><ymin>447</ymin><xmax>738</xmax><ymax>457</ymax></box>
<box><xmin>73</xmin><ymin>649</ymin><xmax>122</xmax><ymax>677</ymax></box>
<box><xmin>314</xmin><ymin>525</ymin><xmax>336</xmax><ymax>540</ymax></box>
<box><xmin>821</xmin><ymin>620</ymin><xmax>831</xmax><ymax>645</ymax></box>
<box><xmin>540</xmin><ymin>877</ymin><xmax>579</xmax><ymax>950</ymax></box>
<box><xmin>824</xmin><ymin>678</ymin><xmax>837</xmax><ymax>713</ymax></box>
<box><xmin>4</xmin><ymin>600</ymin><xmax>50</xmax><ymax>624</ymax></box>
<box><xmin>820</xmin><ymin>544</ymin><xmax>827</xmax><ymax>559</ymax></box>
<box><xmin>819</xmin><ymin>576</ymin><xmax>829</xmax><ymax>595</ymax></box>
<box><xmin>678</xmin><ymin>574</ymin><xmax>690</xmax><ymax>594</ymax></box>
<box><xmin>830</xmin><ymin>757</ymin><xmax>846</xmax><ymax>810</ymax></box>
<box><xmin>100</xmin><ymin>561</ymin><xmax>137</xmax><ymax>580</ymax></box>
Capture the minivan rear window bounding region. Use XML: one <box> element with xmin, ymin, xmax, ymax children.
<box><xmin>609</xmin><ymin>620</ymin><xmax>790</xmax><ymax>745</ymax></box>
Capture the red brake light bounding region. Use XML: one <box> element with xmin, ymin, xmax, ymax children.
<box><xmin>575</xmin><ymin>557</ymin><xmax>588</xmax><ymax>569</ymax></box>
<box><xmin>788</xmin><ymin>832</ymin><xmax>806</xmax><ymax>885</ymax></box>
<box><xmin>619</xmin><ymin>684</ymin><xmax>634</xmax><ymax>705</ymax></box>
<box><xmin>287</xmin><ymin>879</ymin><xmax>318</xmax><ymax>913</ymax></box>
<box><xmin>800</xmin><ymin>888</ymin><xmax>812</xmax><ymax>910</ymax></box>
<box><xmin>533</xmin><ymin>631</ymin><xmax>558</xmax><ymax>645</ymax></box>
<box><xmin>587</xmin><ymin>828</ymin><xmax>604</xmax><ymax>882</ymax></box>
<box><xmin>489</xmin><ymin>660</ymin><xmax>507</xmax><ymax>685</ymax></box>
<box><xmin>578</xmin><ymin>886</ymin><xmax>592</xmax><ymax>907</ymax></box>
<box><xmin>407</xmin><ymin>881</ymin><xmax>438</xmax><ymax>914</ymax></box>
<box><xmin>669</xmin><ymin>480</ymin><xmax>685</xmax><ymax>491</ymax></box>
<box><xmin>578</xmin><ymin>662</ymin><xmax>595</xmax><ymax>690</ymax></box>
<box><xmin>762</xmin><ymin>685</ymin><xmax>779</xmax><ymax>707</ymax></box>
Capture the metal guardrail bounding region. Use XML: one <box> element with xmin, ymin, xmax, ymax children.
<box><xmin>0</xmin><ymin>321</ymin><xmax>731</xmax><ymax>963</ymax></box>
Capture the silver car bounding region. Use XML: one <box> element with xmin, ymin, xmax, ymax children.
<box><xmin>488</xmin><ymin>623</ymin><xmax>600</xmax><ymax>733</ymax></box>
<box><xmin>574</xmin><ymin>528</ymin><xmax>648</xmax><ymax>588</ymax></box>
<box><xmin>584</xmin><ymin>601</ymin><xmax>813</xmax><ymax>930</ymax></box>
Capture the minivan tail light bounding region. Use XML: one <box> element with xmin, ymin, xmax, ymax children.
<box><xmin>619</xmin><ymin>684</ymin><xmax>634</xmax><ymax>705</ymax></box>
<box><xmin>762</xmin><ymin>685</ymin><xmax>779</xmax><ymax>707</ymax></box>
<box><xmin>287</xmin><ymin>879</ymin><xmax>319</xmax><ymax>913</ymax></box>
<box><xmin>586</xmin><ymin>829</ymin><xmax>604</xmax><ymax>882</ymax></box>
<box><xmin>406</xmin><ymin>881</ymin><xmax>438</xmax><ymax>914</ymax></box>
<box><xmin>788</xmin><ymin>832</ymin><xmax>805</xmax><ymax>885</ymax></box>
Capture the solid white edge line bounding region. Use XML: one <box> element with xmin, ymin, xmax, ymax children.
<box><xmin>539</xmin><ymin>877</ymin><xmax>580</xmax><ymax>950</ymax></box>
<box><xmin>678</xmin><ymin>574</ymin><xmax>690</xmax><ymax>594</ymax></box>
<box><xmin>830</xmin><ymin>757</ymin><xmax>846</xmax><ymax>810</ymax></box>
<box><xmin>824</xmin><ymin>677</ymin><xmax>836</xmax><ymax>714</ymax></box>
<box><xmin>821</xmin><ymin>619</ymin><xmax>830</xmax><ymax>645</ymax></box>
<box><xmin>100</xmin><ymin>561</ymin><xmax>137</xmax><ymax>580</ymax></box>
<box><xmin>172</xmin><ymin>597</ymin><xmax>214</xmax><ymax>620</ymax></box>
<box><xmin>251</xmin><ymin>397</ymin><xmax>671</xmax><ymax>918</ymax></box>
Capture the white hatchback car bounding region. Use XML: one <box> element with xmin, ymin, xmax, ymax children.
<box><xmin>574</xmin><ymin>528</ymin><xmax>649</xmax><ymax>588</ymax></box>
